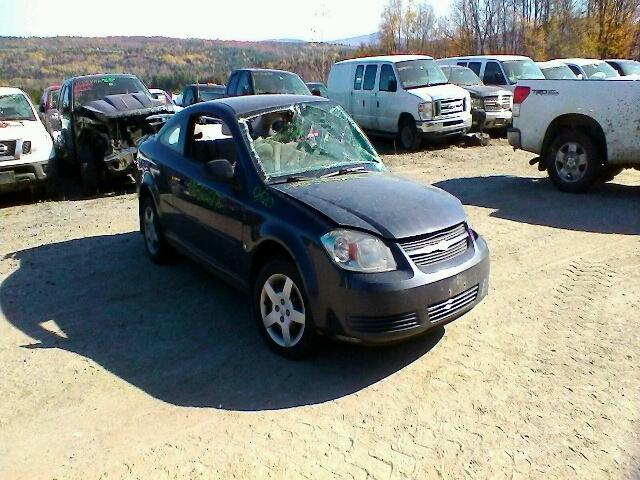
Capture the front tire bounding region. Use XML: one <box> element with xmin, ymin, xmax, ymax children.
<box><xmin>546</xmin><ymin>130</ymin><xmax>601</xmax><ymax>193</ymax></box>
<box><xmin>78</xmin><ymin>143</ymin><xmax>99</xmax><ymax>196</ymax></box>
<box><xmin>398</xmin><ymin>117</ymin><xmax>422</xmax><ymax>151</ymax></box>
<box><xmin>253</xmin><ymin>260</ymin><xmax>316</xmax><ymax>359</ymax></box>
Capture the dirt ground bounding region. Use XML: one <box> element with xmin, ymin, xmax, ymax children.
<box><xmin>1</xmin><ymin>139</ymin><xmax>639</xmax><ymax>479</ymax></box>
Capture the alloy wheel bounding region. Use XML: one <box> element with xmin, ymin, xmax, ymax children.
<box><xmin>259</xmin><ymin>273</ymin><xmax>306</xmax><ymax>348</ymax></box>
<box><xmin>555</xmin><ymin>141</ymin><xmax>588</xmax><ymax>183</ymax></box>
<box><xmin>143</xmin><ymin>205</ymin><xmax>160</xmax><ymax>256</ymax></box>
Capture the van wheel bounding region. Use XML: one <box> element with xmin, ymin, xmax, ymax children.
<box><xmin>254</xmin><ymin>260</ymin><xmax>316</xmax><ymax>359</ymax></box>
<box><xmin>547</xmin><ymin>130</ymin><xmax>601</xmax><ymax>193</ymax></box>
<box><xmin>78</xmin><ymin>143</ymin><xmax>99</xmax><ymax>196</ymax></box>
<box><xmin>398</xmin><ymin>118</ymin><xmax>422</xmax><ymax>151</ymax></box>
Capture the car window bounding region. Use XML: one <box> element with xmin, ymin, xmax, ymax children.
<box><xmin>159</xmin><ymin>122</ymin><xmax>182</xmax><ymax>154</ymax></box>
<box><xmin>237</xmin><ymin>72</ymin><xmax>253</xmax><ymax>96</ymax></box>
<box><xmin>567</xmin><ymin>64</ymin><xmax>582</xmax><ymax>77</ymax></box>
<box><xmin>378</xmin><ymin>64</ymin><xmax>397</xmax><ymax>92</ymax></box>
<box><xmin>354</xmin><ymin>65</ymin><xmax>365</xmax><ymax>90</ymax></box>
<box><xmin>451</xmin><ymin>67</ymin><xmax>482</xmax><ymax>86</ymax></box>
<box><xmin>228</xmin><ymin>73</ymin><xmax>239</xmax><ymax>96</ymax></box>
<box><xmin>483</xmin><ymin>61</ymin><xmax>507</xmax><ymax>85</ymax></box>
<box><xmin>457</xmin><ymin>61</ymin><xmax>467</xmax><ymax>67</ymax></box>
<box><xmin>50</xmin><ymin>89</ymin><xmax>60</xmax><ymax>109</ymax></box>
<box><xmin>582</xmin><ymin>62</ymin><xmax>619</xmax><ymax>79</ymax></box>
<box><xmin>468</xmin><ymin>62</ymin><xmax>482</xmax><ymax>76</ymax></box>
<box><xmin>363</xmin><ymin>65</ymin><xmax>378</xmax><ymax>91</ymax></box>
<box><xmin>182</xmin><ymin>88</ymin><xmax>194</xmax><ymax>106</ymax></box>
<box><xmin>501</xmin><ymin>60</ymin><xmax>545</xmax><ymax>83</ymax></box>
<box><xmin>61</xmin><ymin>85</ymin><xmax>71</xmax><ymax>112</ymax></box>
<box><xmin>187</xmin><ymin>113</ymin><xmax>237</xmax><ymax>165</ymax></box>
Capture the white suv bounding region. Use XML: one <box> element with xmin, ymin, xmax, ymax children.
<box><xmin>0</xmin><ymin>87</ymin><xmax>55</xmax><ymax>194</ymax></box>
<box><xmin>437</xmin><ymin>55</ymin><xmax>545</xmax><ymax>91</ymax></box>
<box><xmin>327</xmin><ymin>55</ymin><xmax>472</xmax><ymax>150</ymax></box>
<box><xmin>555</xmin><ymin>58</ymin><xmax>620</xmax><ymax>80</ymax></box>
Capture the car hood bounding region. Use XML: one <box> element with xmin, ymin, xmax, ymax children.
<box><xmin>78</xmin><ymin>93</ymin><xmax>171</xmax><ymax>120</ymax></box>
<box><xmin>461</xmin><ymin>85</ymin><xmax>511</xmax><ymax>97</ymax></box>
<box><xmin>0</xmin><ymin>119</ymin><xmax>50</xmax><ymax>142</ymax></box>
<box><xmin>271</xmin><ymin>172</ymin><xmax>467</xmax><ymax>240</ymax></box>
<box><xmin>407</xmin><ymin>83</ymin><xmax>469</xmax><ymax>102</ymax></box>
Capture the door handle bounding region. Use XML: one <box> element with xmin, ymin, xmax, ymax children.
<box><xmin>362</xmin><ymin>100</ymin><xmax>365</xmax><ymax>107</ymax></box>
<box><xmin>377</xmin><ymin>101</ymin><xmax>380</xmax><ymax>108</ymax></box>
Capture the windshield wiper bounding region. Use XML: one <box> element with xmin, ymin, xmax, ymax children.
<box><xmin>404</xmin><ymin>84</ymin><xmax>430</xmax><ymax>90</ymax></box>
<box><xmin>321</xmin><ymin>166</ymin><xmax>370</xmax><ymax>178</ymax></box>
<box><xmin>270</xmin><ymin>175</ymin><xmax>310</xmax><ymax>184</ymax></box>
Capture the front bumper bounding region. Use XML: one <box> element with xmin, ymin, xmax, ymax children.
<box><xmin>0</xmin><ymin>159</ymin><xmax>51</xmax><ymax>193</ymax></box>
<box><xmin>416</xmin><ymin>112</ymin><xmax>472</xmax><ymax>137</ymax></box>
<box><xmin>483</xmin><ymin>110</ymin><xmax>512</xmax><ymax>129</ymax></box>
<box><xmin>104</xmin><ymin>147</ymin><xmax>137</xmax><ymax>175</ymax></box>
<box><xmin>313</xmin><ymin>235</ymin><xmax>490</xmax><ymax>345</ymax></box>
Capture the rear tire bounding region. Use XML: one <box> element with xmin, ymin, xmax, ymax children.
<box><xmin>546</xmin><ymin>130</ymin><xmax>601</xmax><ymax>193</ymax></box>
<box><xmin>253</xmin><ymin>259</ymin><xmax>316</xmax><ymax>359</ymax></box>
<box><xmin>78</xmin><ymin>143</ymin><xmax>99</xmax><ymax>196</ymax></box>
<box><xmin>398</xmin><ymin>117</ymin><xmax>422</xmax><ymax>151</ymax></box>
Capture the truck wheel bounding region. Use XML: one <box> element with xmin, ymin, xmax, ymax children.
<box><xmin>398</xmin><ymin>118</ymin><xmax>422</xmax><ymax>151</ymax></box>
<box><xmin>547</xmin><ymin>130</ymin><xmax>601</xmax><ymax>193</ymax></box>
<box><xmin>78</xmin><ymin>143</ymin><xmax>99</xmax><ymax>196</ymax></box>
<box><xmin>253</xmin><ymin>259</ymin><xmax>316</xmax><ymax>359</ymax></box>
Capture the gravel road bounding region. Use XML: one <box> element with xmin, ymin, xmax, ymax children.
<box><xmin>1</xmin><ymin>139</ymin><xmax>639</xmax><ymax>479</ymax></box>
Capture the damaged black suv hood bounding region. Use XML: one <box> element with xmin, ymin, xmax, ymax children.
<box><xmin>79</xmin><ymin>93</ymin><xmax>171</xmax><ymax>120</ymax></box>
<box><xmin>271</xmin><ymin>172</ymin><xmax>467</xmax><ymax>240</ymax></box>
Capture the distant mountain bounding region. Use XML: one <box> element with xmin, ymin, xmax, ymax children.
<box><xmin>265</xmin><ymin>38</ymin><xmax>308</xmax><ymax>44</ymax></box>
<box><xmin>329</xmin><ymin>33</ymin><xmax>379</xmax><ymax>47</ymax></box>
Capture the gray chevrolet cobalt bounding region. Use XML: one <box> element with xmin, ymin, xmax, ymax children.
<box><xmin>136</xmin><ymin>95</ymin><xmax>490</xmax><ymax>358</ymax></box>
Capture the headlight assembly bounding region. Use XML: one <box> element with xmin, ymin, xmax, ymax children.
<box><xmin>418</xmin><ymin>102</ymin><xmax>433</xmax><ymax>121</ymax></box>
<box><xmin>321</xmin><ymin>229</ymin><xmax>397</xmax><ymax>273</ymax></box>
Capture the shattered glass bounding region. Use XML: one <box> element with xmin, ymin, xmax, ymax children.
<box><xmin>240</xmin><ymin>103</ymin><xmax>384</xmax><ymax>181</ymax></box>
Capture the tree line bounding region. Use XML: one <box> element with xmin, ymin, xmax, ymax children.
<box><xmin>360</xmin><ymin>0</ymin><xmax>640</xmax><ymax>60</ymax></box>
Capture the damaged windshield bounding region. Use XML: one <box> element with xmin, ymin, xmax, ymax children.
<box><xmin>73</xmin><ymin>76</ymin><xmax>150</xmax><ymax>108</ymax></box>
<box><xmin>0</xmin><ymin>94</ymin><xmax>36</xmax><ymax>121</ymax></box>
<box><xmin>396</xmin><ymin>60</ymin><xmax>448</xmax><ymax>89</ymax></box>
<box><xmin>252</xmin><ymin>71</ymin><xmax>311</xmax><ymax>95</ymax></box>
<box><xmin>241</xmin><ymin>102</ymin><xmax>383</xmax><ymax>182</ymax></box>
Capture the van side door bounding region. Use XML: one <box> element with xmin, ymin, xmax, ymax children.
<box><xmin>375</xmin><ymin>63</ymin><xmax>399</xmax><ymax>133</ymax></box>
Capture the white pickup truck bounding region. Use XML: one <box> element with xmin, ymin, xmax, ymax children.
<box><xmin>508</xmin><ymin>79</ymin><xmax>640</xmax><ymax>192</ymax></box>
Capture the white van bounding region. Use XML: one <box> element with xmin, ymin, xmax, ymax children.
<box><xmin>437</xmin><ymin>55</ymin><xmax>545</xmax><ymax>91</ymax></box>
<box><xmin>327</xmin><ymin>55</ymin><xmax>472</xmax><ymax>150</ymax></box>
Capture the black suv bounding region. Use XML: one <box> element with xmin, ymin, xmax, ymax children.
<box><xmin>137</xmin><ymin>95</ymin><xmax>490</xmax><ymax>358</ymax></box>
<box><xmin>226</xmin><ymin>69</ymin><xmax>311</xmax><ymax>97</ymax></box>
<box><xmin>52</xmin><ymin>74</ymin><xmax>170</xmax><ymax>194</ymax></box>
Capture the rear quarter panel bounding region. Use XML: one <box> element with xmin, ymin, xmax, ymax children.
<box><xmin>515</xmin><ymin>79</ymin><xmax>640</xmax><ymax>163</ymax></box>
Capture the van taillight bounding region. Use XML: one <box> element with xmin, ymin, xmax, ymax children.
<box><xmin>513</xmin><ymin>86</ymin><xmax>531</xmax><ymax>104</ymax></box>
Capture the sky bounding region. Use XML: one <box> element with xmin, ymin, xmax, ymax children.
<box><xmin>0</xmin><ymin>0</ymin><xmax>451</xmax><ymax>41</ymax></box>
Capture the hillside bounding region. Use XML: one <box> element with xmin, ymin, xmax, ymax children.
<box><xmin>0</xmin><ymin>36</ymin><xmax>353</xmax><ymax>98</ymax></box>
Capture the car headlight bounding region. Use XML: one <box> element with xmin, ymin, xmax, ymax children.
<box><xmin>321</xmin><ymin>229</ymin><xmax>397</xmax><ymax>273</ymax></box>
<box><xmin>418</xmin><ymin>102</ymin><xmax>433</xmax><ymax>121</ymax></box>
<box><xmin>471</xmin><ymin>96</ymin><xmax>484</xmax><ymax>109</ymax></box>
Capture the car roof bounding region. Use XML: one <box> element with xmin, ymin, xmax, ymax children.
<box><xmin>536</xmin><ymin>60</ymin><xmax>570</xmax><ymax>69</ymax></box>
<box><xmin>440</xmin><ymin>55</ymin><xmax>532</xmax><ymax>61</ymax></box>
<box><xmin>336</xmin><ymin>55</ymin><xmax>434</xmax><ymax>65</ymax></box>
<box><xmin>604</xmin><ymin>58</ymin><xmax>639</xmax><ymax>64</ymax></box>
<box><xmin>556</xmin><ymin>58</ymin><xmax>605</xmax><ymax>66</ymax></box>
<box><xmin>233</xmin><ymin>68</ymin><xmax>299</xmax><ymax>75</ymax></box>
<box><xmin>68</xmin><ymin>73</ymin><xmax>138</xmax><ymax>81</ymax></box>
<box><xmin>214</xmin><ymin>94</ymin><xmax>328</xmax><ymax>116</ymax></box>
<box><xmin>0</xmin><ymin>87</ymin><xmax>28</xmax><ymax>96</ymax></box>
<box><xmin>188</xmin><ymin>83</ymin><xmax>225</xmax><ymax>88</ymax></box>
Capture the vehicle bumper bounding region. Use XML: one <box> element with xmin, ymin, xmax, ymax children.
<box><xmin>483</xmin><ymin>110</ymin><xmax>512</xmax><ymax>129</ymax></box>
<box><xmin>0</xmin><ymin>158</ymin><xmax>51</xmax><ymax>193</ymax></box>
<box><xmin>104</xmin><ymin>147</ymin><xmax>137</xmax><ymax>175</ymax></box>
<box><xmin>507</xmin><ymin>128</ymin><xmax>521</xmax><ymax>149</ymax></box>
<box><xmin>314</xmin><ymin>235</ymin><xmax>490</xmax><ymax>345</ymax></box>
<box><xmin>416</xmin><ymin>112</ymin><xmax>472</xmax><ymax>137</ymax></box>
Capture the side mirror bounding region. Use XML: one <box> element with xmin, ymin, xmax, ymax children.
<box><xmin>205</xmin><ymin>159</ymin><xmax>235</xmax><ymax>182</ymax></box>
<box><xmin>388</xmin><ymin>79</ymin><xmax>398</xmax><ymax>92</ymax></box>
<box><xmin>311</xmin><ymin>88</ymin><xmax>322</xmax><ymax>97</ymax></box>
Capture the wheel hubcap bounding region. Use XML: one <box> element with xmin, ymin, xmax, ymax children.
<box><xmin>260</xmin><ymin>274</ymin><xmax>305</xmax><ymax>348</ymax></box>
<box><xmin>555</xmin><ymin>142</ymin><xmax>588</xmax><ymax>183</ymax></box>
<box><xmin>143</xmin><ymin>206</ymin><xmax>159</xmax><ymax>255</ymax></box>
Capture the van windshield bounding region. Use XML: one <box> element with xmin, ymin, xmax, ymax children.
<box><xmin>502</xmin><ymin>60</ymin><xmax>545</xmax><ymax>83</ymax></box>
<box><xmin>396</xmin><ymin>60</ymin><xmax>448</xmax><ymax>89</ymax></box>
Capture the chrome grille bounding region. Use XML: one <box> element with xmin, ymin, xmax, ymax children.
<box><xmin>437</xmin><ymin>98</ymin><xmax>465</xmax><ymax>117</ymax></box>
<box><xmin>484</xmin><ymin>94</ymin><xmax>512</xmax><ymax>112</ymax></box>
<box><xmin>399</xmin><ymin>223</ymin><xmax>470</xmax><ymax>267</ymax></box>
<box><xmin>349</xmin><ymin>312</ymin><xmax>419</xmax><ymax>334</ymax></box>
<box><xmin>0</xmin><ymin>140</ymin><xmax>17</xmax><ymax>160</ymax></box>
<box><xmin>428</xmin><ymin>285</ymin><xmax>479</xmax><ymax>323</ymax></box>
